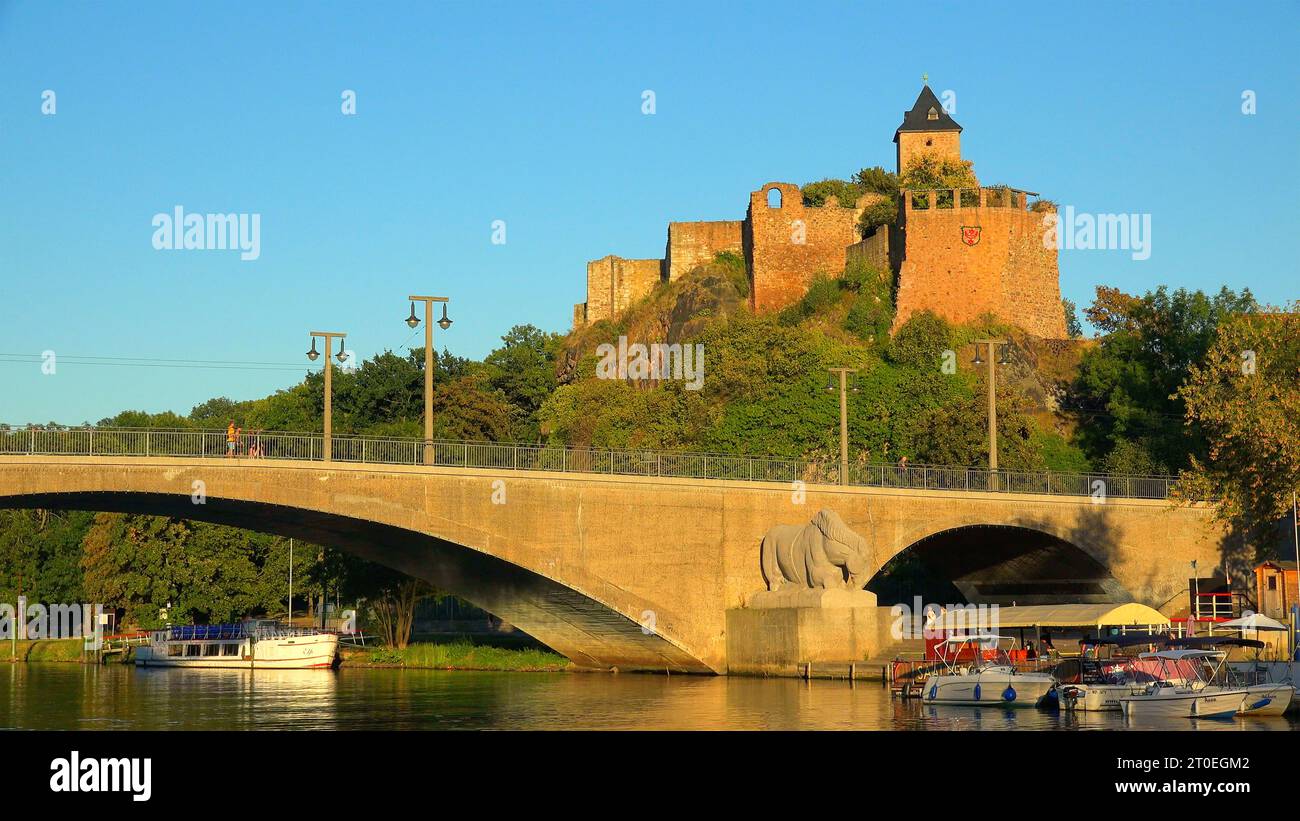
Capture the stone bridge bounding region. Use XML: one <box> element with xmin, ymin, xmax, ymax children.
<box><xmin>0</xmin><ymin>455</ymin><xmax>1228</xmax><ymax>674</ymax></box>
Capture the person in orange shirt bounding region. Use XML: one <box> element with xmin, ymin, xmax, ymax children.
<box><xmin>226</xmin><ymin>422</ymin><xmax>238</xmax><ymax>458</ymax></box>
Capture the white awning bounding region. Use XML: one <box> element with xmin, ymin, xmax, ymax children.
<box><xmin>977</xmin><ymin>603</ymin><xmax>1171</xmax><ymax>630</ymax></box>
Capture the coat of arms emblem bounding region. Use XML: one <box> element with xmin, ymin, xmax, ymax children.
<box><xmin>961</xmin><ymin>225</ymin><xmax>981</xmax><ymax>246</ymax></box>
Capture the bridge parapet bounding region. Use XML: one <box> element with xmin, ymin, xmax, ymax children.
<box><xmin>0</xmin><ymin>424</ymin><xmax>1177</xmax><ymax>500</ymax></box>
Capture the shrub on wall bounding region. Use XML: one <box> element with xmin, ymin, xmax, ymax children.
<box><xmin>887</xmin><ymin>310</ymin><xmax>954</xmax><ymax>368</ymax></box>
<box><xmin>841</xmin><ymin>258</ymin><xmax>895</xmax><ymax>344</ymax></box>
<box><xmin>711</xmin><ymin>250</ymin><xmax>749</xmax><ymax>298</ymax></box>
<box><xmin>801</xmin><ymin>178</ymin><xmax>864</xmax><ymax>208</ymax></box>
<box><xmin>858</xmin><ymin>197</ymin><xmax>898</xmax><ymax>233</ymax></box>
<box><xmin>801</xmin><ymin>167</ymin><xmax>901</xmax><ymax>233</ymax></box>
<box><xmin>901</xmin><ymin>155</ymin><xmax>978</xmax><ymax>208</ymax></box>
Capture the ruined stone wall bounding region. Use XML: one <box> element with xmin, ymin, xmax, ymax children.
<box><xmin>747</xmin><ymin>182</ymin><xmax>862</xmax><ymax>313</ymax></box>
<box><xmin>892</xmin><ymin>194</ymin><xmax>1066</xmax><ymax>338</ymax></box>
<box><xmin>896</xmin><ymin>131</ymin><xmax>961</xmax><ymax>175</ymax></box>
<box><xmin>845</xmin><ymin>229</ymin><xmax>890</xmax><ymax>273</ymax></box>
<box><xmin>666</xmin><ymin>220</ymin><xmax>744</xmax><ymax>281</ymax></box>
<box><xmin>577</xmin><ymin>255</ymin><xmax>664</xmax><ymax>327</ymax></box>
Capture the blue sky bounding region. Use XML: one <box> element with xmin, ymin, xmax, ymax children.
<box><xmin>1</xmin><ymin>0</ymin><xmax>1296</xmax><ymax>425</ymax></box>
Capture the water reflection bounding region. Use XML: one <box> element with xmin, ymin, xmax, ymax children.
<box><xmin>1</xmin><ymin>665</ymin><xmax>1296</xmax><ymax>731</ymax></box>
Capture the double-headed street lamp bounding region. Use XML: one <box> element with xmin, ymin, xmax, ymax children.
<box><xmin>825</xmin><ymin>367</ymin><xmax>859</xmax><ymax>485</ymax></box>
<box><xmin>972</xmin><ymin>338</ymin><xmax>1011</xmax><ymax>488</ymax></box>
<box><xmin>307</xmin><ymin>330</ymin><xmax>348</xmax><ymax>462</ymax></box>
<box><xmin>405</xmin><ymin>295</ymin><xmax>452</xmax><ymax>465</ymax></box>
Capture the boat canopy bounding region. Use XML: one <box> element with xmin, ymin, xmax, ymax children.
<box><xmin>936</xmin><ymin>634</ymin><xmax>1014</xmax><ymax>646</ymax></box>
<box><xmin>1138</xmin><ymin>649</ymin><xmax>1226</xmax><ymax>661</ymax></box>
<box><xmin>1167</xmin><ymin>636</ymin><xmax>1266</xmax><ymax>650</ymax></box>
<box><xmin>1080</xmin><ymin>633</ymin><xmax>1167</xmax><ymax>648</ymax></box>
<box><xmin>981</xmin><ymin>603</ymin><xmax>1170</xmax><ymax>630</ymax></box>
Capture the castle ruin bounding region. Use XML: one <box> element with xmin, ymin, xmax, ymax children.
<box><xmin>572</xmin><ymin>85</ymin><xmax>1067</xmax><ymax>339</ymax></box>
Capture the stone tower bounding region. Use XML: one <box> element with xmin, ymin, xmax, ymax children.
<box><xmin>894</xmin><ymin>85</ymin><xmax>962</xmax><ymax>174</ymax></box>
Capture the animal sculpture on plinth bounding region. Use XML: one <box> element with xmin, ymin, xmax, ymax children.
<box><xmin>760</xmin><ymin>508</ymin><xmax>874</xmax><ymax>591</ymax></box>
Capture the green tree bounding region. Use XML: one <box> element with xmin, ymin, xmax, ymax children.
<box><xmin>80</xmin><ymin>514</ymin><xmax>326</xmax><ymax>626</ymax></box>
<box><xmin>900</xmin><ymin>154</ymin><xmax>978</xmax><ymax>208</ymax></box>
<box><xmin>1067</xmin><ymin>285</ymin><xmax>1258</xmax><ymax>474</ymax></box>
<box><xmin>483</xmin><ymin>324</ymin><xmax>562</xmax><ymax>440</ymax></box>
<box><xmin>0</xmin><ymin>509</ymin><xmax>92</xmax><ymax>603</ymax></box>
<box><xmin>1063</xmin><ymin>298</ymin><xmax>1083</xmax><ymax>339</ymax></box>
<box><xmin>800</xmin><ymin>167</ymin><xmax>900</xmax><ymax>234</ymax></box>
<box><xmin>1175</xmin><ymin>305</ymin><xmax>1300</xmax><ymax>533</ymax></box>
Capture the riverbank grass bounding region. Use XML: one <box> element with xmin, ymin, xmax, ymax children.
<box><xmin>342</xmin><ymin>640</ymin><xmax>569</xmax><ymax>672</ymax></box>
<box><xmin>4</xmin><ymin>638</ymin><xmax>88</xmax><ymax>663</ymax></box>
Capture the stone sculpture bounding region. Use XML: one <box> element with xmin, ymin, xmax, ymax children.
<box><xmin>760</xmin><ymin>508</ymin><xmax>874</xmax><ymax>591</ymax></box>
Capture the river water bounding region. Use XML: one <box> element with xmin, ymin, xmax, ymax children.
<box><xmin>3</xmin><ymin>664</ymin><xmax>1297</xmax><ymax>731</ymax></box>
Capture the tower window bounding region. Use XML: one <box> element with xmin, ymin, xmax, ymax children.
<box><xmin>925</xmin><ymin>139</ymin><xmax>933</xmax><ymax>146</ymax></box>
<box><xmin>767</xmin><ymin>187</ymin><xmax>782</xmax><ymax>209</ymax></box>
<box><xmin>927</xmin><ymin>107</ymin><xmax>939</xmax><ymax>121</ymax></box>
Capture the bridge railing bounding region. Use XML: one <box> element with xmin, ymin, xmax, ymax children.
<box><xmin>0</xmin><ymin>424</ymin><xmax>1177</xmax><ymax>500</ymax></box>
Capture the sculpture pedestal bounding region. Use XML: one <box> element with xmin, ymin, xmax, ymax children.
<box><xmin>725</xmin><ymin>588</ymin><xmax>881</xmax><ymax>677</ymax></box>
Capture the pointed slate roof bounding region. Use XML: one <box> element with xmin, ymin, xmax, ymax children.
<box><xmin>893</xmin><ymin>85</ymin><xmax>962</xmax><ymax>142</ymax></box>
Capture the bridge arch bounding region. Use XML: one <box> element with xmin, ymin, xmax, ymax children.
<box><xmin>867</xmin><ymin>522</ymin><xmax>1134</xmax><ymax>607</ymax></box>
<box><xmin>1</xmin><ymin>453</ymin><xmax>1231</xmax><ymax>672</ymax></box>
<box><xmin>0</xmin><ymin>460</ymin><xmax>714</xmax><ymax>673</ymax></box>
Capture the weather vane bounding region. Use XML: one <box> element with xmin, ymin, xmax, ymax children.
<box><xmin>922</xmin><ymin>72</ymin><xmax>929</xmax><ymax>84</ymax></box>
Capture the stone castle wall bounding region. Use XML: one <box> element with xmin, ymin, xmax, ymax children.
<box><xmin>892</xmin><ymin>192</ymin><xmax>1066</xmax><ymax>338</ymax></box>
<box><xmin>576</xmin><ymin>255</ymin><xmax>664</xmax><ymax>326</ymax></box>
<box><xmin>747</xmin><ymin>183</ymin><xmax>863</xmax><ymax>314</ymax></box>
<box><xmin>666</xmin><ymin>221</ymin><xmax>744</xmax><ymax>282</ymax></box>
<box><xmin>845</xmin><ymin>228</ymin><xmax>891</xmax><ymax>274</ymax></box>
<box><xmin>572</xmin><ymin>89</ymin><xmax>1069</xmax><ymax>339</ymax></box>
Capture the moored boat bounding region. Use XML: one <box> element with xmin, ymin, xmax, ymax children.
<box><xmin>1118</xmin><ymin>650</ymin><xmax>1249</xmax><ymax>720</ymax></box>
<box><xmin>135</xmin><ymin>621</ymin><xmax>339</xmax><ymax>669</ymax></box>
<box><xmin>1238</xmin><ymin>683</ymin><xmax>1294</xmax><ymax>716</ymax></box>
<box><xmin>1055</xmin><ymin>635</ymin><xmax>1168</xmax><ymax>712</ymax></box>
<box><xmin>1166</xmin><ymin>635</ymin><xmax>1295</xmax><ymax>717</ymax></box>
<box><xmin>920</xmin><ymin>635</ymin><xmax>1056</xmax><ymax>708</ymax></box>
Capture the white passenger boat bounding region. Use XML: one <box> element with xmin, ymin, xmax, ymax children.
<box><xmin>921</xmin><ymin>635</ymin><xmax>1056</xmax><ymax>708</ymax></box>
<box><xmin>1118</xmin><ymin>650</ymin><xmax>1249</xmax><ymax>719</ymax></box>
<box><xmin>135</xmin><ymin>621</ymin><xmax>339</xmax><ymax>669</ymax></box>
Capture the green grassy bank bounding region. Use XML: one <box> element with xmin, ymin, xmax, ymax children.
<box><xmin>4</xmin><ymin>638</ymin><xmax>92</xmax><ymax>663</ymax></box>
<box><xmin>340</xmin><ymin>640</ymin><xmax>570</xmax><ymax>672</ymax></box>
<box><xmin>4</xmin><ymin>636</ymin><xmax>570</xmax><ymax>673</ymax></box>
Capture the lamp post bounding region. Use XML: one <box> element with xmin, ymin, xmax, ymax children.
<box><xmin>971</xmin><ymin>338</ymin><xmax>1010</xmax><ymax>489</ymax></box>
<box><xmin>826</xmin><ymin>368</ymin><xmax>859</xmax><ymax>485</ymax></box>
<box><xmin>404</xmin><ymin>296</ymin><xmax>452</xmax><ymax>465</ymax></box>
<box><xmin>306</xmin><ymin>330</ymin><xmax>348</xmax><ymax>462</ymax></box>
